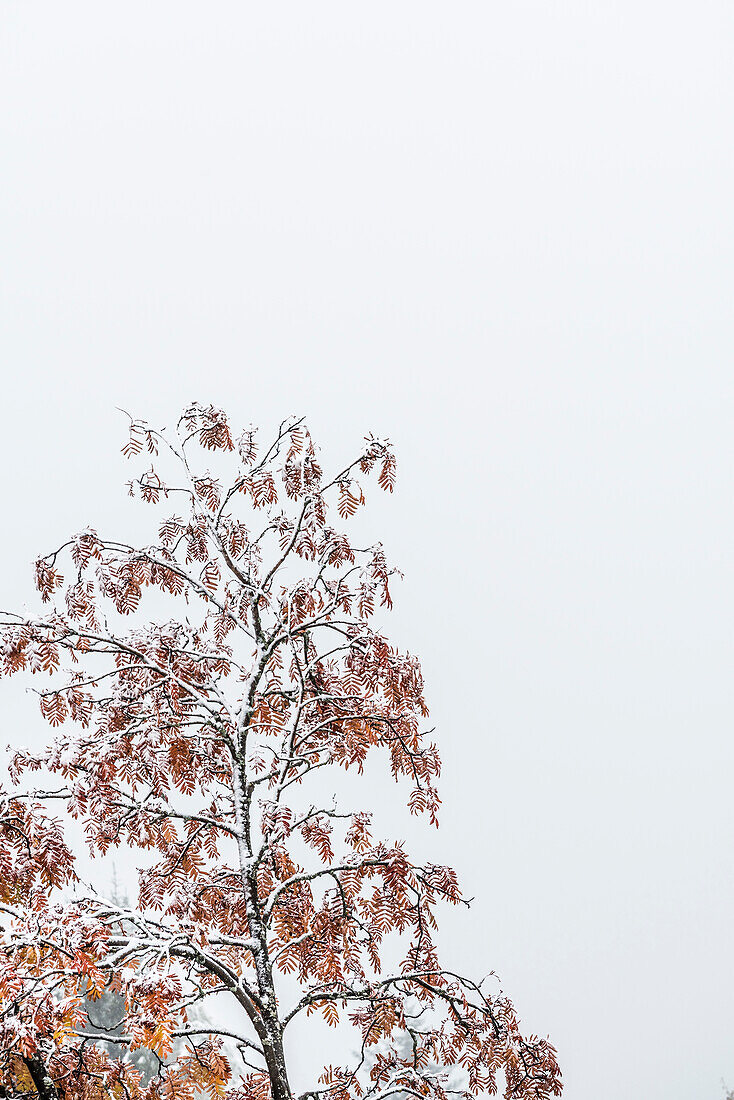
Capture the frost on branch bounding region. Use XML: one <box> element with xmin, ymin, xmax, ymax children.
<box><xmin>0</xmin><ymin>405</ymin><xmax>561</xmax><ymax>1100</ymax></box>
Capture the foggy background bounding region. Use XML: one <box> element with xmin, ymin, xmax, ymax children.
<box><xmin>1</xmin><ymin>3</ymin><xmax>733</xmax><ymax>1097</ymax></box>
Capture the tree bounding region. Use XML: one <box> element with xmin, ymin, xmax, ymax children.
<box><xmin>0</xmin><ymin>404</ymin><xmax>561</xmax><ymax>1100</ymax></box>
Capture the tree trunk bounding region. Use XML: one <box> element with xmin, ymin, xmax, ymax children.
<box><xmin>23</xmin><ymin>1054</ymin><xmax>61</xmax><ymax>1100</ymax></box>
<box><xmin>249</xmin><ymin>889</ymin><xmax>293</xmax><ymax>1100</ymax></box>
<box><xmin>260</xmin><ymin>1026</ymin><xmax>292</xmax><ymax>1100</ymax></box>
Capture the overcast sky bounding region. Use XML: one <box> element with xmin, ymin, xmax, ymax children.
<box><xmin>2</xmin><ymin>3</ymin><xmax>733</xmax><ymax>1097</ymax></box>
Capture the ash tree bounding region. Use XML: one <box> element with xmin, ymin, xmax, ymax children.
<box><xmin>0</xmin><ymin>405</ymin><xmax>561</xmax><ymax>1100</ymax></box>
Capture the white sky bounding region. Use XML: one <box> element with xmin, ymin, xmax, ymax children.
<box><xmin>1</xmin><ymin>3</ymin><xmax>733</xmax><ymax>1097</ymax></box>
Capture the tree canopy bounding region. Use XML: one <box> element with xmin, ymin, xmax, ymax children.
<box><xmin>0</xmin><ymin>404</ymin><xmax>561</xmax><ymax>1100</ymax></box>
